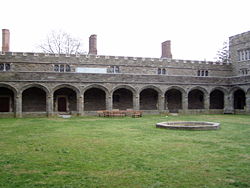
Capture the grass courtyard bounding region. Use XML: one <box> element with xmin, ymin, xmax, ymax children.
<box><xmin>0</xmin><ymin>114</ymin><xmax>250</xmax><ymax>188</ymax></box>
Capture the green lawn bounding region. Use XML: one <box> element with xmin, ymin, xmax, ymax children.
<box><xmin>0</xmin><ymin>114</ymin><xmax>250</xmax><ymax>188</ymax></box>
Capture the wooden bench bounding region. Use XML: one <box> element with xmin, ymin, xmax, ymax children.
<box><xmin>110</xmin><ymin>110</ymin><xmax>126</xmax><ymax>117</ymax></box>
<box><xmin>97</xmin><ymin>110</ymin><xmax>142</xmax><ymax>118</ymax></box>
<box><xmin>97</xmin><ymin>110</ymin><xmax>105</xmax><ymax>117</ymax></box>
<box><xmin>131</xmin><ymin>111</ymin><xmax>142</xmax><ymax>118</ymax></box>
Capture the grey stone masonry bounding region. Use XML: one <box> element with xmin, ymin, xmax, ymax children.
<box><xmin>0</xmin><ymin>31</ymin><xmax>250</xmax><ymax>117</ymax></box>
<box><xmin>0</xmin><ymin>52</ymin><xmax>232</xmax><ymax>77</ymax></box>
<box><xmin>229</xmin><ymin>31</ymin><xmax>250</xmax><ymax>76</ymax></box>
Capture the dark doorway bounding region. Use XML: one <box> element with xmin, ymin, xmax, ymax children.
<box><xmin>84</xmin><ymin>88</ymin><xmax>106</xmax><ymax>111</ymax></box>
<box><xmin>54</xmin><ymin>88</ymin><xmax>77</xmax><ymax>113</ymax></box>
<box><xmin>140</xmin><ymin>88</ymin><xmax>158</xmax><ymax>110</ymax></box>
<box><xmin>210</xmin><ymin>90</ymin><xmax>224</xmax><ymax>109</ymax></box>
<box><xmin>234</xmin><ymin>89</ymin><xmax>246</xmax><ymax>109</ymax></box>
<box><xmin>0</xmin><ymin>87</ymin><xmax>14</xmax><ymax>112</ymax></box>
<box><xmin>113</xmin><ymin>88</ymin><xmax>133</xmax><ymax>110</ymax></box>
<box><xmin>165</xmin><ymin>89</ymin><xmax>182</xmax><ymax>112</ymax></box>
<box><xmin>22</xmin><ymin>87</ymin><xmax>46</xmax><ymax>112</ymax></box>
<box><xmin>0</xmin><ymin>97</ymin><xmax>10</xmax><ymax>112</ymax></box>
<box><xmin>188</xmin><ymin>89</ymin><xmax>204</xmax><ymax>109</ymax></box>
<box><xmin>58</xmin><ymin>97</ymin><xmax>67</xmax><ymax>112</ymax></box>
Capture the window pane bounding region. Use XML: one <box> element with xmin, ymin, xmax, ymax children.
<box><xmin>0</xmin><ymin>64</ymin><xmax>4</xmax><ymax>71</ymax></box>
<box><xmin>116</xmin><ymin>66</ymin><xmax>120</xmax><ymax>73</ymax></box>
<box><xmin>54</xmin><ymin>65</ymin><xmax>59</xmax><ymax>72</ymax></box>
<box><xmin>60</xmin><ymin>65</ymin><xmax>64</xmax><ymax>72</ymax></box>
<box><xmin>162</xmin><ymin>68</ymin><xmax>166</xmax><ymax>74</ymax></box>
<box><xmin>5</xmin><ymin>64</ymin><xmax>10</xmax><ymax>71</ymax></box>
<box><xmin>66</xmin><ymin>65</ymin><xmax>71</xmax><ymax>72</ymax></box>
<box><xmin>197</xmin><ymin>70</ymin><xmax>200</xmax><ymax>76</ymax></box>
<box><xmin>205</xmin><ymin>70</ymin><xmax>208</xmax><ymax>76</ymax></box>
<box><xmin>247</xmin><ymin>50</ymin><xmax>250</xmax><ymax>60</ymax></box>
<box><xmin>158</xmin><ymin>68</ymin><xmax>161</xmax><ymax>75</ymax></box>
<box><xmin>201</xmin><ymin>70</ymin><xmax>204</xmax><ymax>76</ymax></box>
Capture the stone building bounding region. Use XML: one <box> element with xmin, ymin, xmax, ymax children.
<box><xmin>0</xmin><ymin>29</ymin><xmax>249</xmax><ymax>117</ymax></box>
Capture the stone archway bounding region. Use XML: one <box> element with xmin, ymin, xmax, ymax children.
<box><xmin>234</xmin><ymin>89</ymin><xmax>246</xmax><ymax>109</ymax></box>
<box><xmin>54</xmin><ymin>87</ymin><xmax>77</xmax><ymax>113</ymax></box>
<box><xmin>113</xmin><ymin>88</ymin><xmax>133</xmax><ymax>110</ymax></box>
<box><xmin>22</xmin><ymin>87</ymin><xmax>46</xmax><ymax>112</ymax></box>
<box><xmin>188</xmin><ymin>89</ymin><xmax>204</xmax><ymax>109</ymax></box>
<box><xmin>210</xmin><ymin>89</ymin><xmax>224</xmax><ymax>109</ymax></box>
<box><xmin>84</xmin><ymin>88</ymin><xmax>106</xmax><ymax>111</ymax></box>
<box><xmin>165</xmin><ymin>89</ymin><xmax>182</xmax><ymax>112</ymax></box>
<box><xmin>0</xmin><ymin>87</ymin><xmax>14</xmax><ymax>112</ymax></box>
<box><xmin>139</xmin><ymin>88</ymin><xmax>158</xmax><ymax>110</ymax></box>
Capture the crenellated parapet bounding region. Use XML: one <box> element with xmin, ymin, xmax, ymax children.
<box><xmin>0</xmin><ymin>51</ymin><xmax>233</xmax><ymax>77</ymax></box>
<box><xmin>0</xmin><ymin>51</ymin><xmax>231</xmax><ymax>65</ymax></box>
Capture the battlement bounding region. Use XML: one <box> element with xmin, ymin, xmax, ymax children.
<box><xmin>0</xmin><ymin>51</ymin><xmax>231</xmax><ymax>66</ymax></box>
<box><xmin>229</xmin><ymin>30</ymin><xmax>250</xmax><ymax>41</ymax></box>
<box><xmin>229</xmin><ymin>30</ymin><xmax>250</xmax><ymax>47</ymax></box>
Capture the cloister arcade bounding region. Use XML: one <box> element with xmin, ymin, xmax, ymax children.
<box><xmin>0</xmin><ymin>83</ymin><xmax>249</xmax><ymax>117</ymax></box>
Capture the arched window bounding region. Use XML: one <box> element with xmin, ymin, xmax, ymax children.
<box><xmin>59</xmin><ymin>65</ymin><xmax>64</xmax><ymax>72</ymax></box>
<box><xmin>158</xmin><ymin>68</ymin><xmax>166</xmax><ymax>75</ymax></box>
<box><xmin>205</xmin><ymin>70</ymin><xmax>208</xmax><ymax>76</ymax></box>
<box><xmin>197</xmin><ymin>70</ymin><xmax>200</xmax><ymax>76</ymax></box>
<box><xmin>0</xmin><ymin>63</ymin><xmax>11</xmax><ymax>71</ymax></box>
<box><xmin>162</xmin><ymin>68</ymin><xmax>166</xmax><ymax>74</ymax></box>
<box><xmin>54</xmin><ymin>65</ymin><xmax>59</xmax><ymax>72</ymax></box>
<box><xmin>201</xmin><ymin>70</ymin><xmax>204</xmax><ymax>76</ymax></box>
<box><xmin>66</xmin><ymin>65</ymin><xmax>71</xmax><ymax>72</ymax></box>
<box><xmin>158</xmin><ymin>68</ymin><xmax>161</xmax><ymax>75</ymax></box>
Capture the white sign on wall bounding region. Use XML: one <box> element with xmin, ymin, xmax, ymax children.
<box><xmin>76</xmin><ymin>67</ymin><xmax>107</xmax><ymax>73</ymax></box>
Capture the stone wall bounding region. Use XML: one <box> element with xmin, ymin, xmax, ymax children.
<box><xmin>0</xmin><ymin>31</ymin><xmax>250</xmax><ymax>117</ymax></box>
<box><xmin>229</xmin><ymin>31</ymin><xmax>250</xmax><ymax>76</ymax></box>
<box><xmin>0</xmin><ymin>52</ymin><xmax>232</xmax><ymax>77</ymax></box>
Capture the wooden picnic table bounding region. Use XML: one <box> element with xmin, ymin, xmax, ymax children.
<box><xmin>97</xmin><ymin>110</ymin><xmax>142</xmax><ymax>117</ymax></box>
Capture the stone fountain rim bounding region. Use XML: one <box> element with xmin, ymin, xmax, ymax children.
<box><xmin>156</xmin><ymin>121</ymin><xmax>220</xmax><ymax>130</ymax></box>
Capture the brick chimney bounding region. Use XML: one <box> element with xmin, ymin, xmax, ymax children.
<box><xmin>88</xmin><ymin>34</ymin><xmax>97</xmax><ymax>55</ymax></box>
<box><xmin>161</xmin><ymin>40</ymin><xmax>172</xmax><ymax>58</ymax></box>
<box><xmin>2</xmin><ymin>29</ymin><xmax>10</xmax><ymax>52</ymax></box>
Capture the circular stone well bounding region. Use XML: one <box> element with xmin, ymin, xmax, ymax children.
<box><xmin>156</xmin><ymin>121</ymin><xmax>220</xmax><ymax>130</ymax></box>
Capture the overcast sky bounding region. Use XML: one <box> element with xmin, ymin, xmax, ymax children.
<box><xmin>1</xmin><ymin>0</ymin><xmax>250</xmax><ymax>61</ymax></box>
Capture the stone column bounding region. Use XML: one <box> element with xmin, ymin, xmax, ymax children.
<box><xmin>165</xmin><ymin>96</ymin><xmax>168</xmax><ymax>111</ymax></box>
<box><xmin>133</xmin><ymin>93</ymin><xmax>140</xmax><ymax>110</ymax></box>
<box><xmin>158</xmin><ymin>93</ymin><xmax>165</xmax><ymax>112</ymax></box>
<box><xmin>47</xmin><ymin>93</ymin><xmax>53</xmax><ymax>117</ymax></box>
<box><xmin>106</xmin><ymin>93</ymin><xmax>112</xmax><ymax>111</ymax></box>
<box><xmin>77</xmin><ymin>94</ymin><xmax>84</xmax><ymax>116</ymax></box>
<box><xmin>182</xmin><ymin>93</ymin><xmax>188</xmax><ymax>114</ymax></box>
<box><xmin>223</xmin><ymin>94</ymin><xmax>234</xmax><ymax>114</ymax></box>
<box><xmin>204</xmin><ymin>94</ymin><xmax>210</xmax><ymax>113</ymax></box>
<box><xmin>246</xmin><ymin>94</ymin><xmax>250</xmax><ymax>113</ymax></box>
<box><xmin>15</xmin><ymin>93</ymin><xmax>22</xmax><ymax>118</ymax></box>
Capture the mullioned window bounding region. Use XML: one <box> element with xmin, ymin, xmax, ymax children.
<box><xmin>238</xmin><ymin>49</ymin><xmax>250</xmax><ymax>61</ymax></box>
<box><xmin>108</xmin><ymin>66</ymin><xmax>120</xmax><ymax>73</ymax></box>
<box><xmin>0</xmin><ymin>63</ymin><xmax>11</xmax><ymax>71</ymax></box>
<box><xmin>54</xmin><ymin>64</ymin><xmax>71</xmax><ymax>72</ymax></box>
<box><xmin>240</xmin><ymin>68</ymin><xmax>249</xmax><ymax>75</ymax></box>
<box><xmin>197</xmin><ymin>70</ymin><xmax>208</xmax><ymax>77</ymax></box>
<box><xmin>158</xmin><ymin>68</ymin><xmax>166</xmax><ymax>75</ymax></box>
